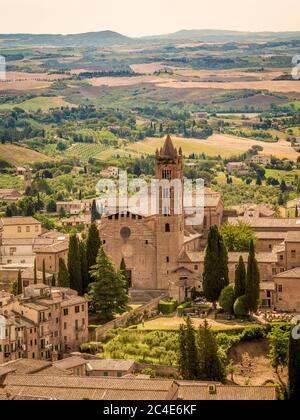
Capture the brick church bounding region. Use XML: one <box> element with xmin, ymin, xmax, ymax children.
<box><xmin>99</xmin><ymin>135</ymin><xmax>224</xmax><ymax>301</ymax></box>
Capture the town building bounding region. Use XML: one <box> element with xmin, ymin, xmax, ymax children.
<box><xmin>35</xmin><ymin>240</ymin><xmax>69</xmax><ymax>274</ymax></box>
<box><xmin>0</xmin><ymin>189</ymin><xmax>22</xmax><ymax>203</ymax></box>
<box><xmin>226</xmin><ymin>162</ymin><xmax>248</xmax><ymax>175</ymax></box>
<box><xmin>248</xmin><ymin>155</ymin><xmax>272</xmax><ymax>166</ymax></box>
<box><xmin>0</xmin><ymin>284</ymin><xmax>88</xmax><ymax>363</ymax></box>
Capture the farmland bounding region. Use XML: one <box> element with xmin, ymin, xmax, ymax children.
<box><xmin>0</xmin><ymin>144</ymin><xmax>51</xmax><ymax>166</ymax></box>
<box><xmin>0</xmin><ymin>96</ymin><xmax>76</xmax><ymax>111</ymax></box>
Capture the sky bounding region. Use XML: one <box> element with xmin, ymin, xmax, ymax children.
<box><xmin>1</xmin><ymin>0</ymin><xmax>300</xmax><ymax>36</ymax></box>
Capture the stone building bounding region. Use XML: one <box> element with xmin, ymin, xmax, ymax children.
<box><xmin>0</xmin><ymin>284</ymin><xmax>88</xmax><ymax>363</ymax></box>
<box><xmin>35</xmin><ymin>240</ymin><xmax>69</xmax><ymax>274</ymax></box>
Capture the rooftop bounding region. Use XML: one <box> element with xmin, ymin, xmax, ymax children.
<box><xmin>86</xmin><ymin>359</ymin><xmax>135</xmax><ymax>372</ymax></box>
<box><xmin>53</xmin><ymin>356</ymin><xmax>87</xmax><ymax>371</ymax></box>
<box><xmin>0</xmin><ymin>216</ymin><xmax>41</xmax><ymax>226</ymax></box>
<box><xmin>34</xmin><ymin>240</ymin><xmax>69</xmax><ymax>254</ymax></box>
<box><xmin>273</xmin><ymin>267</ymin><xmax>300</xmax><ymax>279</ymax></box>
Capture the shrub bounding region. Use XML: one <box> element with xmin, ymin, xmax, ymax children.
<box><xmin>80</xmin><ymin>342</ymin><xmax>103</xmax><ymax>354</ymax></box>
<box><xmin>219</xmin><ymin>285</ymin><xmax>235</xmax><ymax>313</ymax></box>
<box><xmin>158</xmin><ymin>299</ymin><xmax>178</xmax><ymax>315</ymax></box>
<box><xmin>234</xmin><ymin>295</ymin><xmax>249</xmax><ymax>317</ymax></box>
<box><xmin>177</xmin><ymin>301</ymin><xmax>192</xmax><ymax>316</ymax></box>
<box><xmin>240</xmin><ymin>325</ymin><xmax>267</xmax><ymax>341</ymax></box>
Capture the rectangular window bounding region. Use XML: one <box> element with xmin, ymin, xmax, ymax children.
<box><xmin>162</xmin><ymin>170</ymin><xmax>171</xmax><ymax>180</ymax></box>
<box><xmin>75</xmin><ymin>306</ymin><xmax>80</xmax><ymax>314</ymax></box>
<box><xmin>103</xmin><ymin>372</ymin><xmax>109</xmax><ymax>377</ymax></box>
<box><xmin>63</xmin><ymin>309</ymin><xmax>68</xmax><ymax>316</ymax></box>
<box><xmin>291</xmin><ymin>250</ymin><xmax>296</xmax><ymax>258</ymax></box>
<box><xmin>26</xmin><ymin>226</ymin><xmax>30</xmax><ymax>233</ymax></box>
<box><xmin>278</xmin><ymin>285</ymin><xmax>283</xmax><ymax>293</ymax></box>
<box><xmin>17</xmin><ymin>226</ymin><xmax>21</xmax><ymax>233</ymax></box>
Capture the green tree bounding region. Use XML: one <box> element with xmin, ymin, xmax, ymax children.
<box><xmin>219</xmin><ymin>285</ymin><xmax>235</xmax><ymax>314</ymax></box>
<box><xmin>245</xmin><ymin>240</ymin><xmax>260</xmax><ymax>314</ymax></box>
<box><xmin>221</xmin><ymin>221</ymin><xmax>256</xmax><ymax>252</ymax></box>
<box><xmin>34</xmin><ymin>259</ymin><xmax>37</xmax><ymax>285</ymax></box>
<box><xmin>267</xmin><ymin>325</ymin><xmax>290</xmax><ymax>373</ymax></box>
<box><xmin>79</xmin><ymin>240</ymin><xmax>89</xmax><ymax>293</ymax></box>
<box><xmin>197</xmin><ymin>319</ymin><xmax>225</xmax><ymax>382</ymax></box>
<box><xmin>86</xmin><ymin>223</ymin><xmax>101</xmax><ymax>282</ymax></box>
<box><xmin>234</xmin><ymin>295</ymin><xmax>249</xmax><ymax>317</ymax></box>
<box><xmin>42</xmin><ymin>260</ymin><xmax>46</xmax><ymax>285</ymax></box>
<box><xmin>57</xmin><ymin>258</ymin><xmax>70</xmax><ymax>288</ymax></box>
<box><xmin>11</xmin><ymin>270</ymin><xmax>23</xmax><ymax>296</ymax></box>
<box><xmin>120</xmin><ymin>256</ymin><xmax>128</xmax><ymax>292</ymax></box>
<box><xmin>288</xmin><ymin>326</ymin><xmax>300</xmax><ymax>400</ymax></box>
<box><xmin>51</xmin><ymin>274</ymin><xmax>56</xmax><ymax>287</ymax></box>
<box><xmin>203</xmin><ymin>225</ymin><xmax>229</xmax><ymax>304</ymax></box>
<box><xmin>178</xmin><ymin>317</ymin><xmax>199</xmax><ymax>380</ymax></box>
<box><xmin>235</xmin><ymin>256</ymin><xmax>246</xmax><ymax>299</ymax></box>
<box><xmin>91</xmin><ymin>199</ymin><xmax>100</xmax><ymax>223</ymax></box>
<box><xmin>68</xmin><ymin>234</ymin><xmax>82</xmax><ymax>295</ymax></box>
<box><xmin>88</xmin><ymin>247</ymin><xmax>128</xmax><ymax>322</ymax></box>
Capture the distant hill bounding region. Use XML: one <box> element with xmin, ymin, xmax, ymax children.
<box><xmin>140</xmin><ymin>29</ymin><xmax>300</xmax><ymax>43</ymax></box>
<box><xmin>0</xmin><ymin>30</ymin><xmax>133</xmax><ymax>47</ymax></box>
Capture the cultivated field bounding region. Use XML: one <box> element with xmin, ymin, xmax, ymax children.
<box><xmin>89</xmin><ymin>75</ymin><xmax>174</xmax><ymax>87</ymax></box>
<box><xmin>0</xmin><ymin>96</ymin><xmax>76</xmax><ymax>111</ymax></box>
<box><xmin>126</xmin><ymin>134</ymin><xmax>298</xmax><ymax>160</ymax></box>
<box><xmin>0</xmin><ymin>80</ymin><xmax>51</xmax><ymax>91</ymax></box>
<box><xmin>0</xmin><ymin>144</ymin><xmax>51</xmax><ymax>166</ymax></box>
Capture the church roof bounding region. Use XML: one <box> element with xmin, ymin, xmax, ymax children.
<box><xmin>160</xmin><ymin>135</ymin><xmax>177</xmax><ymax>159</ymax></box>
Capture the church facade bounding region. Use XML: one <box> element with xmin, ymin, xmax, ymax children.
<box><xmin>99</xmin><ymin>135</ymin><xmax>224</xmax><ymax>299</ymax></box>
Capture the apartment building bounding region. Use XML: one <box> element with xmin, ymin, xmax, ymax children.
<box><xmin>0</xmin><ymin>285</ymin><xmax>88</xmax><ymax>364</ymax></box>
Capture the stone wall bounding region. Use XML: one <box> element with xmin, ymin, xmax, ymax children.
<box><xmin>94</xmin><ymin>292</ymin><xmax>169</xmax><ymax>341</ymax></box>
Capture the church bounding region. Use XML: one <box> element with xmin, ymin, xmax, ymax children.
<box><xmin>99</xmin><ymin>135</ymin><xmax>224</xmax><ymax>301</ymax></box>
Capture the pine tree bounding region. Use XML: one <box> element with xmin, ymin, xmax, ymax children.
<box><xmin>197</xmin><ymin>319</ymin><xmax>225</xmax><ymax>382</ymax></box>
<box><xmin>51</xmin><ymin>274</ymin><xmax>56</xmax><ymax>287</ymax></box>
<box><xmin>79</xmin><ymin>240</ymin><xmax>89</xmax><ymax>293</ymax></box>
<box><xmin>120</xmin><ymin>256</ymin><xmax>128</xmax><ymax>292</ymax></box>
<box><xmin>235</xmin><ymin>256</ymin><xmax>246</xmax><ymax>299</ymax></box>
<box><xmin>245</xmin><ymin>240</ymin><xmax>260</xmax><ymax>314</ymax></box>
<box><xmin>57</xmin><ymin>258</ymin><xmax>70</xmax><ymax>288</ymax></box>
<box><xmin>86</xmin><ymin>223</ymin><xmax>101</xmax><ymax>282</ymax></box>
<box><xmin>68</xmin><ymin>234</ymin><xmax>82</xmax><ymax>295</ymax></box>
<box><xmin>42</xmin><ymin>260</ymin><xmax>46</xmax><ymax>285</ymax></box>
<box><xmin>288</xmin><ymin>327</ymin><xmax>300</xmax><ymax>400</ymax></box>
<box><xmin>177</xmin><ymin>317</ymin><xmax>199</xmax><ymax>380</ymax></box>
<box><xmin>203</xmin><ymin>225</ymin><xmax>229</xmax><ymax>304</ymax></box>
<box><xmin>34</xmin><ymin>259</ymin><xmax>37</xmax><ymax>285</ymax></box>
<box><xmin>88</xmin><ymin>247</ymin><xmax>128</xmax><ymax>322</ymax></box>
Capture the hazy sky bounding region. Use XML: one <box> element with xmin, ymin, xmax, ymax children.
<box><xmin>1</xmin><ymin>0</ymin><xmax>300</xmax><ymax>36</ymax></box>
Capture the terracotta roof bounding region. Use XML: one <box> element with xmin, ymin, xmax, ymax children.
<box><xmin>34</xmin><ymin>240</ymin><xmax>69</xmax><ymax>254</ymax></box>
<box><xmin>0</xmin><ymin>359</ymin><xmax>52</xmax><ymax>375</ymax></box>
<box><xmin>228</xmin><ymin>217</ymin><xmax>300</xmax><ymax>230</ymax></box>
<box><xmin>285</xmin><ymin>231</ymin><xmax>300</xmax><ymax>243</ymax></box>
<box><xmin>0</xmin><ymin>217</ymin><xmax>41</xmax><ymax>226</ymax></box>
<box><xmin>86</xmin><ymin>359</ymin><xmax>135</xmax><ymax>372</ymax></box>
<box><xmin>273</xmin><ymin>267</ymin><xmax>300</xmax><ymax>279</ymax></box>
<box><xmin>183</xmin><ymin>251</ymin><xmax>278</xmax><ymax>264</ymax></box>
<box><xmin>53</xmin><ymin>356</ymin><xmax>87</xmax><ymax>371</ymax></box>
<box><xmin>161</xmin><ymin>135</ymin><xmax>176</xmax><ymax>158</ymax></box>
<box><xmin>178</xmin><ymin>384</ymin><xmax>276</xmax><ymax>400</ymax></box>
<box><xmin>1</xmin><ymin>375</ymin><xmax>177</xmax><ymax>400</ymax></box>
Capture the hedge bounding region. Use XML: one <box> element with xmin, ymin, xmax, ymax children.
<box><xmin>177</xmin><ymin>301</ymin><xmax>192</xmax><ymax>316</ymax></box>
<box><xmin>158</xmin><ymin>299</ymin><xmax>178</xmax><ymax>315</ymax></box>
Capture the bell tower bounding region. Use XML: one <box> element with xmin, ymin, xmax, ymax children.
<box><xmin>155</xmin><ymin>135</ymin><xmax>184</xmax><ymax>290</ymax></box>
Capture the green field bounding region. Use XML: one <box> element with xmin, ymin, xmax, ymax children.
<box><xmin>0</xmin><ymin>174</ymin><xmax>24</xmax><ymax>190</ymax></box>
<box><xmin>0</xmin><ymin>96</ymin><xmax>76</xmax><ymax>112</ymax></box>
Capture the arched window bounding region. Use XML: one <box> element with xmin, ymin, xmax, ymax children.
<box><xmin>165</xmin><ymin>223</ymin><xmax>170</xmax><ymax>232</ymax></box>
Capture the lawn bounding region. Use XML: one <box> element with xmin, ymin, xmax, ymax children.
<box><xmin>136</xmin><ymin>316</ymin><xmax>256</xmax><ymax>332</ymax></box>
<box><xmin>0</xmin><ymin>96</ymin><xmax>76</xmax><ymax>112</ymax></box>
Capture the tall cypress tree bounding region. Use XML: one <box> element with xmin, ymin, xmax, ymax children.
<box><xmin>51</xmin><ymin>274</ymin><xmax>56</xmax><ymax>287</ymax></box>
<box><xmin>245</xmin><ymin>240</ymin><xmax>260</xmax><ymax>314</ymax></box>
<box><xmin>68</xmin><ymin>234</ymin><xmax>82</xmax><ymax>295</ymax></box>
<box><xmin>91</xmin><ymin>200</ymin><xmax>100</xmax><ymax>223</ymax></box>
<box><xmin>120</xmin><ymin>256</ymin><xmax>128</xmax><ymax>292</ymax></box>
<box><xmin>57</xmin><ymin>258</ymin><xmax>70</xmax><ymax>288</ymax></box>
<box><xmin>178</xmin><ymin>317</ymin><xmax>199</xmax><ymax>380</ymax></box>
<box><xmin>86</xmin><ymin>223</ymin><xmax>101</xmax><ymax>282</ymax></box>
<box><xmin>42</xmin><ymin>260</ymin><xmax>46</xmax><ymax>285</ymax></box>
<box><xmin>79</xmin><ymin>240</ymin><xmax>89</xmax><ymax>293</ymax></box>
<box><xmin>203</xmin><ymin>225</ymin><xmax>229</xmax><ymax>303</ymax></box>
<box><xmin>288</xmin><ymin>328</ymin><xmax>300</xmax><ymax>400</ymax></box>
<box><xmin>17</xmin><ymin>269</ymin><xmax>23</xmax><ymax>295</ymax></box>
<box><xmin>33</xmin><ymin>259</ymin><xmax>37</xmax><ymax>285</ymax></box>
<box><xmin>235</xmin><ymin>256</ymin><xmax>246</xmax><ymax>299</ymax></box>
<box><xmin>197</xmin><ymin>320</ymin><xmax>225</xmax><ymax>382</ymax></box>
<box><xmin>88</xmin><ymin>246</ymin><xmax>128</xmax><ymax>321</ymax></box>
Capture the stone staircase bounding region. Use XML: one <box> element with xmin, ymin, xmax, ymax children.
<box><xmin>129</xmin><ymin>289</ymin><xmax>168</xmax><ymax>304</ymax></box>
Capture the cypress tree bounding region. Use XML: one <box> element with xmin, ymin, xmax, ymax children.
<box><xmin>178</xmin><ymin>317</ymin><xmax>199</xmax><ymax>380</ymax></box>
<box><xmin>86</xmin><ymin>223</ymin><xmax>101</xmax><ymax>282</ymax></box>
<box><xmin>235</xmin><ymin>256</ymin><xmax>246</xmax><ymax>299</ymax></box>
<box><xmin>42</xmin><ymin>260</ymin><xmax>46</xmax><ymax>285</ymax></box>
<box><xmin>288</xmin><ymin>327</ymin><xmax>300</xmax><ymax>400</ymax></box>
<box><xmin>17</xmin><ymin>269</ymin><xmax>22</xmax><ymax>295</ymax></box>
<box><xmin>79</xmin><ymin>240</ymin><xmax>89</xmax><ymax>293</ymax></box>
<box><xmin>296</xmin><ymin>205</ymin><xmax>299</xmax><ymax>218</ymax></box>
<box><xmin>197</xmin><ymin>319</ymin><xmax>225</xmax><ymax>382</ymax></box>
<box><xmin>68</xmin><ymin>234</ymin><xmax>82</xmax><ymax>295</ymax></box>
<box><xmin>57</xmin><ymin>258</ymin><xmax>70</xmax><ymax>288</ymax></box>
<box><xmin>91</xmin><ymin>200</ymin><xmax>100</xmax><ymax>223</ymax></box>
<box><xmin>51</xmin><ymin>274</ymin><xmax>56</xmax><ymax>287</ymax></box>
<box><xmin>203</xmin><ymin>225</ymin><xmax>229</xmax><ymax>304</ymax></box>
<box><xmin>88</xmin><ymin>246</ymin><xmax>128</xmax><ymax>322</ymax></box>
<box><xmin>34</xmin><ymin>259</ymin><xmax>37</xmax><ymax>285</ymax></box>
<box><xmin>245</xmin><ymin>240</ymin><xmax>260</xmax><ymax>314</ymax></box>
<box><xmin>120</xmin><ymin>256</ymin><xmax>128</xmax><ymax>292</ymax></box>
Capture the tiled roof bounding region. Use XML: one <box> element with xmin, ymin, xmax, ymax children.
<box><xmin>0</xmin><ymin>359</ymin><xmax>52</xmax><ymax>375</ymax></box>
<box><xmin>0</xmin><ymin>217</ymin><xmax>41</xmax><ymax>226</ymax></box>
<box><xmin>273</xmin><ymin>267</ymin><xmax>300</xmax><ymax>279</ymax></box>
<box><xmin>183</xmin><ymin>251</ymin><xmax>278</xmax><ymax>264</ymax></box>
<box><xmin>178</xmin><ymin>384</ymin><xmax>276</xmax><ymax>400</ymax></box>
<box><xmin>285</xmin><ymin>231</ymin><xmax>300</xmax><ymax>243</ymax></box>
<box><xmin>54</xmin><ymin>356</ymin><xmax>87</xmax><ymax>370</ymax></box>
<box><xmin>86</xmin><ymin>359</ymin><xmax>135</xmax><ymax>372</ymax></box>
<box><xmin>228</xmin><ymin>217</ymin><xmax>300</xmax><ymax>230</ymax></box>
<box><xmin>35</xmin><ymin>240</ymin><xmax>69</xmax><ymax>254</ymax></box>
